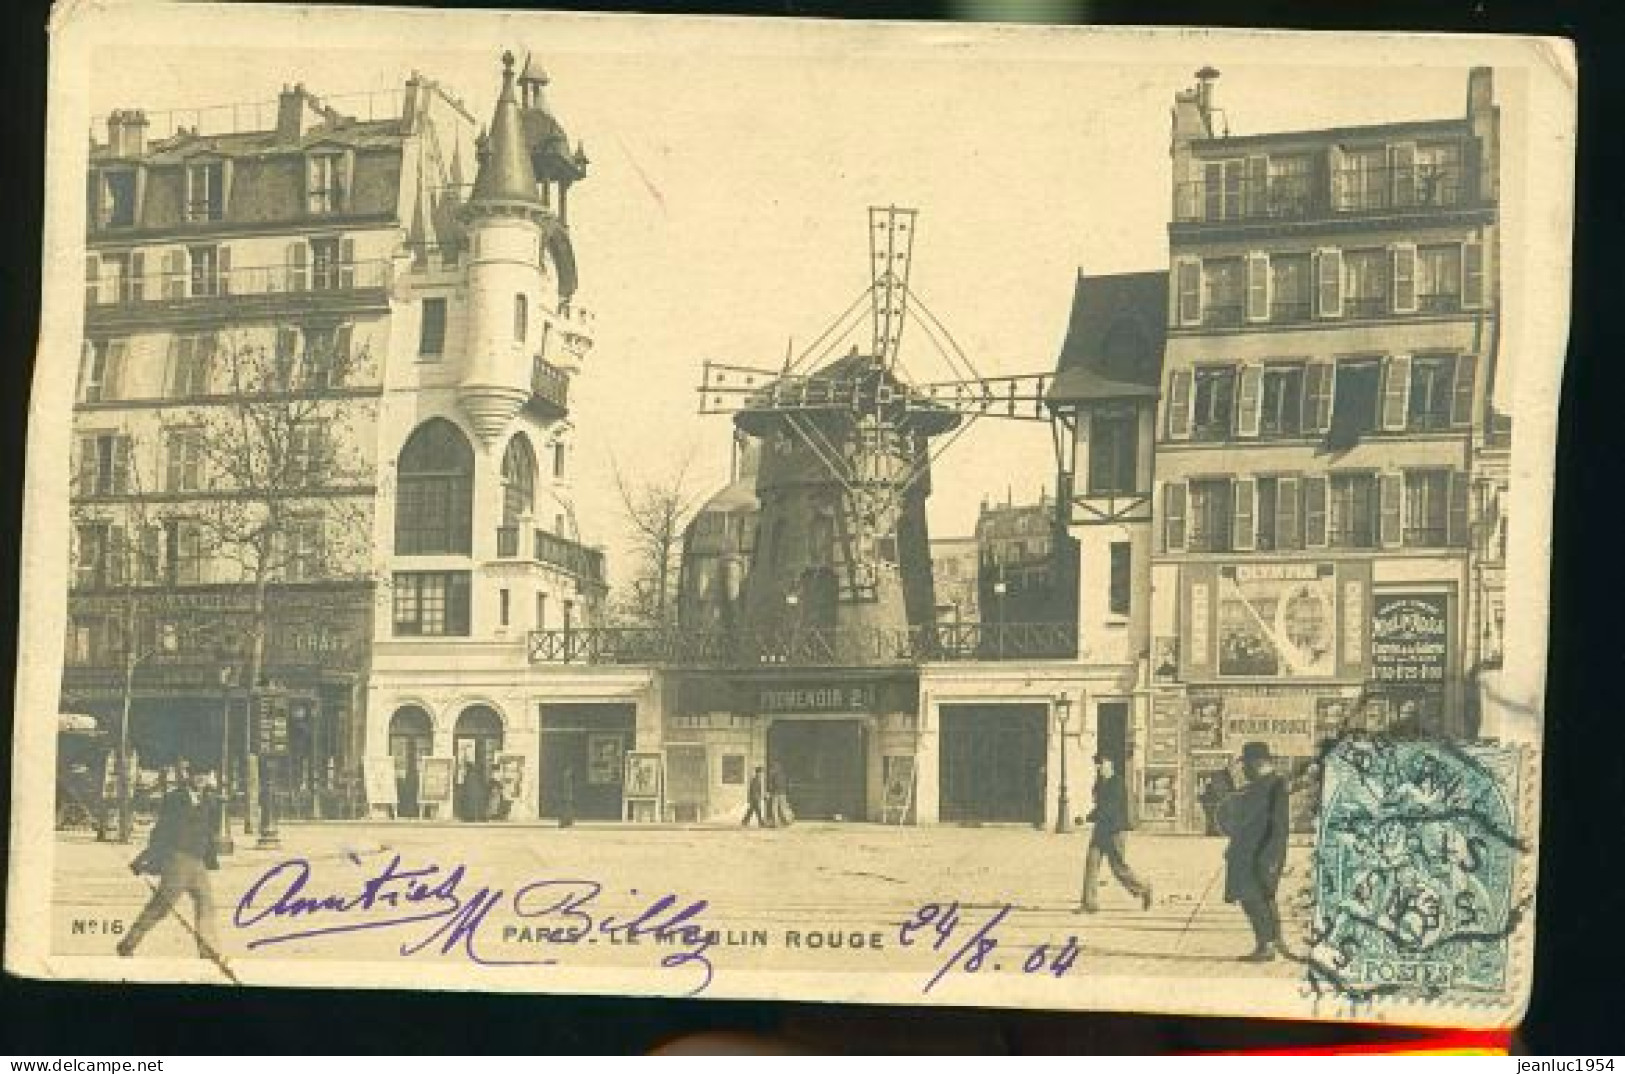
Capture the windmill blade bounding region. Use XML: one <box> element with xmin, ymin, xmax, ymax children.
<box><xmin>869</xmin><ymin>206</ymin><xmax>917</xmax><ymax>369</ymax></box>
<box><xmin>907</xmin><ymin>372</ymin><xmax>1053</xmax><ymax>421</ymax></box>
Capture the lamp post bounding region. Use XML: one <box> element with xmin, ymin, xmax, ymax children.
<box><xmin>1054</xmin><ymin>691</ymin><xmax>1074</xmax><ymax>834</ymax></box>
<box><xmin>992</xmin><ymin>577</ymin><xmax>1008</xmax><ymax>660</ymax></box>
<box><xmin>216</xmin><ymin>665</ymin><xmax>236</xmax><ymax>855</ymax></box>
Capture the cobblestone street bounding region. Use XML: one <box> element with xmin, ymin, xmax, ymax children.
<box><xmin>51</xmin><ymin>822</ymin><xmax>1312</xmax><ymax>995</ymax></box>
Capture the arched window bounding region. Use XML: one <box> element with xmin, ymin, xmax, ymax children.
<box><xmin>514</xmin><ymin>293</ymin><xmax>528</xmax><ymax>342</ymax></box>
<box><xmin>501</xmin><ymin>434</ymin><xmax>537</xmax><ymax>528</ymax></box>
<box><xmin>395</xmin><ymin>418</ymin><xmax>474</xmax><ymax>554</ymax></box>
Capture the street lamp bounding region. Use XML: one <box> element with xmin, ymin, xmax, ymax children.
<box><xmin>216</xmin><ymin>665</ymin><xmax>236</xmax><ymax>855</ymax></box>
<box><xmin>992</xmin><ymin>577</ymin><xmax>1008</xmax><ymax>659</ymax></box>
<box><xmin>1054</xmin><ymin>691</ymin><xmax>1074</xmax><ymax>834</ymax></box>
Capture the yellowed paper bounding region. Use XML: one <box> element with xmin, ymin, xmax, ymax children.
<box><xmin>9</xmin><ymin>3</ymin><xmax>1574</xmax><ymax>1027</ymax></box>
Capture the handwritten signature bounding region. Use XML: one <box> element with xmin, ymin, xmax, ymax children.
<box><xmin>898</xmin><ymin>901</ymin><xmax>1080</xmax><ymax>993</ymax></box>
<box><xmin>233</xmin><ymin>855</ymin><xmax>718</xmax><ymax>994</ymax></box>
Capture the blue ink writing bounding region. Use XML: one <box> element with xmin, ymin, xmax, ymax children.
<box><xmin>898</xmin><ymin>901</ymin><xmax>1080</xmax><ymax>993</ymax></box>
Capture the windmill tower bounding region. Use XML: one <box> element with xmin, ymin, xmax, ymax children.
<box><xmin>699</xmin><ymin>208</ymin><xmax>1054</xmax><ymax>662</ymax></box>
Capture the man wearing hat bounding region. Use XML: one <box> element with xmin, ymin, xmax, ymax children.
<box><xmin>1078</xmin><ymin>754</ymin><xmax>1153</xmax><ymax>913</ymax></box>
<box><xmin>117</xmin><ymin>763</ymin><xmax>222</xmax><ymax>959</ymax></box>
<box><xmin>1217</xmin><ymin>741</ymin><xmax>1291</xmax><ymax>961</ymax></box>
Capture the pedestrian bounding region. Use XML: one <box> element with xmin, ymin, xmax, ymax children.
<box><xmin>117</xmin><ymin>765</ymin><xmax>223</xmax><ymax>960</ymax></box>
<box><xmin>1216</xmin><ymin>741</ymin><xmax>1292</xmax><ymax>962</ymax></box>
<box><xmin>1078</xmin><ymin>755</ymin><xmax>1153</xmax><ymax>912</ymax></box>
<box><xmin>1198</xmin><ymin>766</ymin><xmax>1234</xmax><ymax>837</ymax></box>
<box><xmin>767</xmin><ymin>762</ymin><xmax>794</xmax><ymax>828</ymax></box>
<box><xmin>741</xmin><ymin>765</ymin><xmax>767</xmax><ymax>827</ymax></box>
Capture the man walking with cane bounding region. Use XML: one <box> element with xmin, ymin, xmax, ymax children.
<box><xmin>1217</xmin><ymin>741</ymin><xmax>1291</xmax><ymax>962</ymax></box>
<box><xmin>117</xmin><ymin>763</ymin><xmax>223</xmax><ymax>960</ymax></box>
<box><xmin>1079</xmin><ymin>754</ymin><xmax>1153</xmax><ymax>912</ymax></box>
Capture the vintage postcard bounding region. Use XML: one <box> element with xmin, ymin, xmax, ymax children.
<box><xmin>7</xmin><ymin>3</ymin><xmax>1574</xmax><ymax>1027</ymax></box>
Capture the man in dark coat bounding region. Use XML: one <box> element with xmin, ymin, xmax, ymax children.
<box><xmin>117</xmin><ymin>765</ymin><xmax>222</xmax><ymax>959</ymax></box>
<box><xmin>1217</xmin><ymin>741</ymin><xmax>1292</xmax><ymax>962</ymax></box>
<box><xmin>741</xmin><ymin>765</ymin><xmax>767</xmax><ymax>827</ymax></box>
<box><xmin>1079</xmin><ymin>755</ymin><xmax>1152</xmax><ymax>912</ymax></box>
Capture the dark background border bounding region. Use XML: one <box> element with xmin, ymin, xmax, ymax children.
<box><xmin>1</xmin><ymin>0</ymin><xmax>1619</xmax><ymax>1055</ymax></box>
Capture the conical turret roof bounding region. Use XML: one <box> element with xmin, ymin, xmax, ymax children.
<box><xmin>470</xmin><ymin>51</ymin><xmax>541</xmax><ymax>208</ymax></box>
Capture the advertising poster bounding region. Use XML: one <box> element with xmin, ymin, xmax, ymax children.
<box><xmin>1218</xmin><ymin>563</ymin><xmax>1337</xmax><ymax>678</ymax></box>
<box><xmin>587</xmin><ymin>733</ymin><xmax>623</xmax><ymax>786</ymax></box>
<box><xmin>1141</xmin><ymin>768</ymin><xmax>1178</xmax><ymax>823</ymax></box>
<box><xmin>1372</xmin><ymin>592</ymin><xmax>1451</xmax><ymax>685</ymax></box>
<box><xmin>1188</xmin><ymin>694</ymin><xmax>1224</xmax><ymax>750</ymax></box>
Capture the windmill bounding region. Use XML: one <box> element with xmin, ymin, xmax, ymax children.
<box><xmin>696</xmin><ymin>207</ymin><xmax>1056</xmax><ymax>657</ymax></box>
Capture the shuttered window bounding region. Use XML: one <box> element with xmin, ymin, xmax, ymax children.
<box><xmin>1391</xmin><ymin>243</ymin><xmax>1418</xmax><ymax>313</ymax></box>
<box><xmin>1162</xmin><ymin>482</ymin><xmax>1187</xmax><ymax>552</ymax></box>
<box><xmin>1175</xmin><ymin>259</ymin><xmax>1202</xmax><ymax>326</ymax></box>
<box><xmin>1165</xmin><ymin>369</ymin><xmax>1193</xmax><ymax>439</ymax></box>
<box><xmin>1232</xmin><ymin>478</ymin><xmax>1256</xmax><ymax>551</ymax></box>
<box><xmin>1451</xmin><ymin>353</ymin><xmax>1478</xmax><ymax>427</ymax></box>
<box><xmin>1381</xmin><ymin>354</ymin><xmax>1412</xmax><ymax>432</ymax></box>
<box><xmin>1246</xmin><ymin>253</ymin><xmax>1270</xmax><ymax>322</ymax></box>
<box><xmin>1315</xmin><ymin>248</ymin><xmax>1343</xmax><ymax>318</ymax></box>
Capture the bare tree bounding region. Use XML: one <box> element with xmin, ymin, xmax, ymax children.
<box><xmin>182</xmin><ymin>326</ymin><xmax>380</xmax><ymax>839</ymax></box>
<box><xmin>610</xmin><ymin>450</ymin><xmax>704</xmax><ymax>629</ymax></box>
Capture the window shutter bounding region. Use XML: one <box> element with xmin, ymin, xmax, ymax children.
<box><xmin>1246</xmin><ymin>252</ymin><xmax>1270</xmax><ymax>322</ymax></box>
<box><xmin>1391</xmin><ymin>243</ymin><xmax>1417</xmax><ymax>313</ymax></box>
<box><xmin>1381</xmin><ymin>354</ymin><xmax>1412</xmax><ymax>431</ymax></box>
<box><xmin>76</xmin><ymin>438</ymin><xmax>96</xmax><ymax>495</ymax></box>
<box><xmin>1389</xmin><ymin>142</ymin><xmax>1417</xmax><ymax>206</ymax></box>
<box><xmin>1303</xmin><ymin>476</ymin><xmax>1328</xmax><ymax>548</ymax></box>
<box><xmin>166</xmin><ymin>433</ymin><xmax>183</xmax><ymax>491</ymax></box>
<box><xmin>1176</xmin><ymin>258</ymin><xmax>1202</xmax><ymax>326</ymax></box>
<box><xmin>1202</xmin><ymin>161</ymin><xmax>1222</xmax><ymax>221</ymax></box>
<box><xmin>1451</xmin><ymin>353</ymin><xmax>1478</xmax><ymax>427</ymax></box>
<box><xmin>1463</xmin><ymin>238</ymin><xmax>1486</xmax><ymax>309</ymax></box>
<box><xmin>128</xmin><ymin>250</ymin><xmax>146</xmax><ymax>302</ymax></box>
<box><xmin>306</xmin><ymin>155</ymin><xmax>322</xmax><ymax>212</ymax></box>
<box><xmin>85</xmin><ymin>253</ymin><xmax>103</xmax><ymax>307</ymax></box>
<box><xmin>1165</xmin><ymin>369</ymin><xmax>1193</xmax><ymax>440</ymax></box>
<box><xmin>1246</xmin><ymin>155</ymin><xmax>1268</xmax><ymax>212</ymax></box>
<box><xmin>1379</xmin><ymin>472</ymin><xmax>1404</xmax><ymax>547</ymax></box>
<box><xmin>334</xmin><ymin>323</ymin><xmax>355</xmax><ymax>384</ymax></box>
<box><xmin>287</xmin><ymin>242</ymin><xmax>309</xmax><ymax>291</ymax></box>
<box><xmin>338</xmin><ymin>237</ymin><xmax>355</xmax><ymax>288</ymax></box>
<box><xmin>164</xmin><ymin>336</ymin><xmax>182</xmax><ymax>397</ymax></box>
<box><xmin>1306</xmin><ymin>361</ymin><xmax>1336</xmax><ymax>434</ymax></box>
<box><xmin>1163</xmin><ymin>481</ymin><xmax>1187</xmax><ymax>552</ymax></box>
<box><xmin>1233</xmin><ymin>478</ymin><xmax>1257</xmax><ymax>551</ymax></box>
<box><xmin>78</xmin><ymin>341</ymin><xmax>96</xmax><ymax>400</ymax></box>
<box><xmin>1315</xmin><ymin>248</ymin><xmax>1343</xmax><ymax>318</ymax></box>
<box><xmin>220</xmin><ymin>159</ymin><xmax>234</xmax><ymax>217</ymax></box>
<box><xmin>109</xmin><ymin>526</ymin><xmax>129</xmax><ymax>586</ymax></box>
<box><xmin>1448</xmin><ymin>471</ymin><xmax>1470</xmax><ymax>546</ymax></box>
<box><xmin>339</xmin><ymin>150</ymin><xmax>356</xmax><ymax>212</ymax></box>
<box><xmin>103</xmin><ymin>342</ymin><xmax>127</xmax><ymax>401</ymax></box>
<box><xmin>1277</xmin><ymin>475</ymin><xmax>1302</xmax><ymax>550</ymax></box>
<box><xmin>113</xmin><ymin>436</ymin><xmax>133</xmax><ymax>493</ymax></box>
<box><xmin>164</xmin><ymin>249</ymin><xmax>187</xmax><ymax>299</ymax></box>
<box><xmin>1236</xmin><ymin>364</ymin><xmax>1263</xmax><ymax>438</ymax></box>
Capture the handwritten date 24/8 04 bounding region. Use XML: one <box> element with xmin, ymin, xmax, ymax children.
<box><xmin>898</xmin><ymin>901</ymin><xmax>1080</xmax><ymax>993</ymax></box>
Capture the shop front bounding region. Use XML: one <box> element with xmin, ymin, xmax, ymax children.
<box><xmin>539</xmin><ymin>702</ymin><xmax>637</xmax><ymax>821</ymax></box>
<box><xmin>937</xmin><ymin>703</ymin><xmax>1047</xmax><ymax>825</ymax></box>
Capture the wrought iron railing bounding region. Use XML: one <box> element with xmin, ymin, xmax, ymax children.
<box><xmin>85</xmin><ymin>259</ymin><xmax>391</xmax><ymax>305</ymax></box>
<box><xmin>1203</xmin><ymin>303</ymin><xmax>1246</xmax><ymax>328</ymax></box>
<box><xmin>492</xmin><ymin>525</ymin><xmax>604</xmax><ymax>585</ymax></box>
<box><xmin>527</xmin><ymin>621</ymin><xmax>1079</xmax><ymax>667</ymax></box>
<box><xmin>531</xmin><ymin>355</ymin><xmax>569</xmax><ymax>412</ymax></box>
<box><xmin>1174</xmin><ymin>165</ymin><xmax>1474</xmax><ymax>224</ymax></box>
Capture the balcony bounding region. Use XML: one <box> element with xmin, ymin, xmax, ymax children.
<box><xmin>493</xmin><ymin>525</ymin><xmax>604</xmax><ymax>588</ymax></box>
<box><xmin>1174</xmin><ymin>165</ymin><xmax>1477</xmax><ymax>227</ymax></box>
<box><xmin>530</xmin><ymin>355</ymin><xmax>570</xmax><ymax>416</ymax></box>
<box><xmin>1202</xmin><ymin>303</ymin><xmax>1246</xmax><ymax>328</ymax></box>
<box><xmin>527</xmin><ymin>621</ymin><xmax>1079</xmax><ymax>667</ymax></box>
<box><xmin>1344</xmin><ymin>296</ymin><xmax>1389</xmax><ymax>319</ymax></box>
<box><xmin>85</xmin><ymin>260</ymin><xmax>392</xmax><ymax>324</ymax></box>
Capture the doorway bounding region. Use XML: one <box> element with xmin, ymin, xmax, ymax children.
<box><xmin>539</xmin><ymin>703</ymin><xmax>637</xmax><ymax>821</ymax></box>
<box><xmin>767</xmin><ymin>719</ymin><xmax>867</xmax><ymax>821</ymax></box>
<box><xmin>939</xmin><ymin>704</ymin><xmax>1047</xmax><ymax>824</ymax></box>
<box><xmin>388</xmin><ymin>706</ymin><xmax>434</xmax><ymax>819</ymax></box>
<box><xmin>453</xmin><ymin>705</ymin><xmax>504</xmax><ymax>821</ymax></box>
